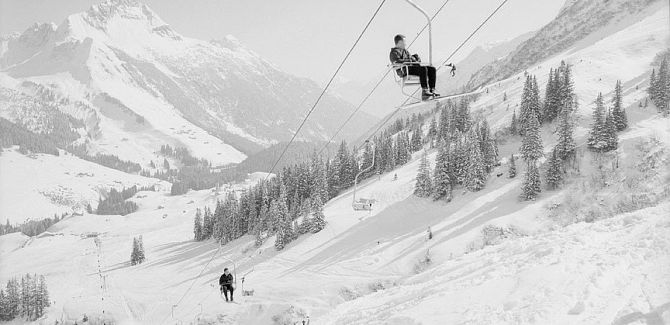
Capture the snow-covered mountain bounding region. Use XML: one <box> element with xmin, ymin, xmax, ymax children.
<box><xmin>0</xmin><ymin>0</ymin><xmax>376</xmax><ymax>166</ymax></box>
<box><xmin>435</xmin><ymin>31</ymin><xmax>535</xmax><ymax>94</ymax></box>
<box><xmin>466</xmin><ymin>0</ymin><xmax>664</xmax><ymax>90</ymax></box>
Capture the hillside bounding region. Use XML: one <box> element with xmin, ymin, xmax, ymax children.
<box><xmin>0</xmin><ymin>0</ymin><xmax>377</xmax><ymax>166</ymax></box>
<box><xmin>0</xmin><ymin>148</ymin><xmax>169</xmax><ymax>223</ymax></box>
<box><xmin>466</xmin><ymin>0</ymin><xmax>665</xmax><ymax>91</ymax></box>
<box><xmin>0</xmin><ymin>104</ymin><xmax>667</xmax><ymax>324</ymax></box>
<box><xmin>435</xmin><ymin>31</ymin><xmax>535</xmax><ymax>95</ymax></box>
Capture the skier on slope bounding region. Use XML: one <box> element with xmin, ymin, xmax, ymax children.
<box><xmin>389</xmin><ymin>34</ymin><xmax>440</xmax><ymax>100</ymax></box>
<box><xmin>219</xmin><ymin>267</ymin><xmax>235</xmax><ymax>302</ymax></box>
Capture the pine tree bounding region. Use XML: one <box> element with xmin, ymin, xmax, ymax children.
<box><xmin>530</xmin><ymin>75</ymin><xmax>542</xmax><ymax>122</ymax></box>
<box><xmin>611</xmin><ymin>80</ymin><xmax>628</xmax><ymax>131</ymax></box>
<box><xmin>521</xmin><ymin>161</ymin><xmax>541</xmax><ymax>200</ymax></box>
<box><xmin>310</xmin><ymin>194</ymin><xmax>326</xmax><ymax>233</ymax></box>
<box><xmin>414</xmin><ymin>151</ymin><xmax>432</xmax><ymax>197</ymax></box>
<box><xmin>588</xmin><ymin>93</ymin><xmax>608</xmax><ymax>152</ymax></box>
<box><xmin>193</xmin><ymin>208</ymin><xmax>203</xmax><ymax>241</ymax></box>
<box><xmin>438</xmin><ymin>106</ymin><xmax>450</xmax><ymax>141</ymax></box>
<box><xmin>254</xmin><ymin>225</ymin><xmax>263</xmax><ymax>247</ymax></box>
<box><xmin>274</xmin><ymin>185</ymin><xmax>291</xmax><ymax>250</ymax></box>
<box><xmin>555</xmin><ymin>99</ymin><xmax>576</xmax><ymax>161</ymax></box>
<box><xmin>545</xmin><ymin>149</ymin><xmax>563</xmax><ymax>190</ymax></box>
<box><xmin>543</xmin><ymin>68</ymin><xmax>558</xmax><ymax>122</ymax></box>
<box><xmin>558</xmin><ymin>61</ymin><xmax>575</xmax><ymax>115</ymax></box>
<box><xmin>5</xmin><ymin>279</ymin><xmax>19</xmax><ymax>319</ymax></box>
<box><xmin>508</xmin><ymin>154</ymin><xmax>517</xmax><ymax>178</ymax></box>
<box><xmin>653</xmin><ymin>57</ymin><xmax>669</xmax><ymax>111</ymax></box>
<box><xmin>604</xmin><ymin>110</ymin><xmax>619</xmax><ymax>151</ymax></box>
<box><xmin>130</xmin><ymin>237</ymin><xmax>139</xmax><ymax>265</ymax></box>
<box><xmin>465</xmin><ymin>130</ymin><xmax>487</xmax><ymax>192</ymax></box>
<box><xmin>520</xmin><ymin>112</ymin><xmax>543</xmax><ymax>161</ymax></box>
<box><xmin>410</xmin><ymin>127</ymin><xmax>423</xmax><ymax>152</ymax></box>
<box><xmin>510</xmin><ymin>110</ymin><xmax>518</xmax><ymax>135</ymax></box>
<box><xmin>427</xmin><ymin>117</ymin><xmax>438</xmax><ymax>147</ymax></box>
<box><xmin>137</xmin><ymin>236</ymin><xmax>146</xmax><ymax>264</ymax></box>
<box><xmin>452</xmin><ymin>132</ymin><xmax>468</xmax><ymax>185</ymax></box>
<box><xmin>35</xmin><ymin>275</ymin><xmax>49</xmax><ymax>318</ymax></box>
<box><xmin>456</xmin><ymin>98</ymin><xmax>472</xmax><ymax>132</ymax></box>
<box><xmin>202</xmin><ymin>207</ymin><xmax>213</xmax><ymax>239</ymax></box>
<box><xmin>519</xmin><ymin>75</ymin><xmax>538</xmax><ymax>134</ymax></box>
<box><xmin>649</xmin><ymin>68</ymin><xmax>657</xmax><ymax>104</ymax></box>
<box><xmin>479</xmin><ymin>120</ymin><xmax>498</xmax><ymax>173</ymax></box>
<box><xmin>432</xmin><ymin>142</ymin><xmax>453</xmax><ymax>201</ymax></box>
<box><xmin>0</xmin><ymin>289</ymin><xmax>6</xmax><ymax>321</ymax></box>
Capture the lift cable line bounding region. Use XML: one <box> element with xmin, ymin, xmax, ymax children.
<box><xmin>317</xmin><ymin>0</ymin><xmax>454</xmax><ymax>157</ymax></box>
<box><xmin>163</xmin><ymin>2</ymin><xmax>389</xmax><ymax>319</ymax></box>
<box><xmin>364</xmin><ymin>0</ymin><xmax>512</xmax><ymax>143</ymax></box>
<box><xmin>264</xmin><ymin>0</ymin><xmax>388</xmax><ymax>181</ymax></box>
<box><xmin>160</xmin><ymin>244</ymin><xmax>223</xmax><ymax>324</ymax></box>
<box><xmin>164</xmin><ymin>0</ymin><xmax>512</xmax><ymax>317</ymax></box>
<box><xmin>404</xmin><ymin>0</ymin><xmax>512</xmax><ymax>102</ymax></box>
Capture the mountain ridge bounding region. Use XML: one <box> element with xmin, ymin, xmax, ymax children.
<box><xmin>0</xmin><ymin>0</ymin><xmax>377</xmax><ymax>166</ymax></box>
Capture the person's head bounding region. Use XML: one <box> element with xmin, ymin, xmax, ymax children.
<box><xmin>224</xmin><ymin>268</ymin><xmax>229</xmax><ymax>275</ymax></box>
<box><xmin>394</xmin><ymin>34</ymin><xmax>406</xmax><ymax>49</ymax></box>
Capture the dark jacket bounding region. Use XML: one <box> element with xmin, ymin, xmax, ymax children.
<box><xmin>389</xmin><ymin>47</ymin><xmax>419</xmax><ymax>77</ymax></box>
<box><xmin>219</xmin><ymin>273</ymin><xmax>233</xmax><ymax>286</ymax></box>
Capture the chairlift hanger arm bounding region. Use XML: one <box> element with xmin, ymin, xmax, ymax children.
<box><xmin>402</xmin><ymin>0</ymin><xmax>432</xmax><ymax>66</ymax></box>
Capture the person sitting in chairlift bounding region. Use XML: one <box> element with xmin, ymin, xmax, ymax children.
<box><xmin>389</xmin><ymin>34</ymin><xmax>439</xmax><ymax>100</ymax></box>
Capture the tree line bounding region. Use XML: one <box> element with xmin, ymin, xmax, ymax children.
<box><xmin>68</xmin><ymin>143</ymin><xmax>142</xmax><ymax>174</ymax></box>
<box><xmin>93</xmin><ymin>185</ymin><xmax>155</xmax><ymax>216</ymax></box>
<box><xmin>512</xmin><ymin>61</ymin><xmax>628</xmax><ymax>200</ymax></box>
<box><xmin>0</xmin><ymin>214</ymin><xmax>63</xmax><ymax>237</ymax></box>
<box><xmin>414</xmin><ymin>98</ymin><xmax>500</xmax><ymax>199</ymax></box>
<box><xmin>0</xmin><ymin>274</ymin><xmax>50</xmax><ymax>321</ymax></box>
<box><xmin>191</xmin><ymin>109</ymin><xmax>437</xmax><ymax>250</ymax></box>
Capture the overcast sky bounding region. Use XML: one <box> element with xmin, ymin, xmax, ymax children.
<box><xmin>0</xmin><ymin>0</ymin><xmax>565</xmax><ymax>85</ymax></box>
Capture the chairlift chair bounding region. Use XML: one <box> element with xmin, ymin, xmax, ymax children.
<box><xmin>389</xmin><ymin>0</ymin><xmax>456</xmax><ymax>103</ymax></box>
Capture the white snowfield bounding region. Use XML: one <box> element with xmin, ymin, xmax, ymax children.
<box><xmin>0</xmin><ymin>148</ymin><xmax>169</xmax><ymax>224</ymax></box>
<box><xmin>467</xmin><ymin>4</ymin><xmax>668</xmax><ymax>132</ymax></box>
<box><xmin>0</xmin><ymin>109</ymin><xmax>668</xmax><ymax>325</ymax></box>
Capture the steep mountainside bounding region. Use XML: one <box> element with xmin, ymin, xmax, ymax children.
<box><xmin>436</xmin><ymin>31</ymin><xmax>535</xmax><ymax>94</ymax></box>
<box><xmin>0</xmin><ymin>0</ymin><xmax>376</xmax><ymax>165</ymax></box>
<box><xmin>466</xmin><ymin>0</ymin><xmax>664</xmax><ymax>90</ymax></box>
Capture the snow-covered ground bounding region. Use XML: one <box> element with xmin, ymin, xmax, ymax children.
<box><xmin>0</xmin><ymin>2</ymin><xmax>668</xmax><ymax>324</ymax></box>
<box><xmin>0</xmin><ymin>106</ymin><xmax>667</xmax><ymax>324</ymax></box>
<box><xmin>0</xmin><ymin>148</ymin><xmax>168</xmax><ymax>223</ymax></box>
<box><xmin>466</xmin><ymin>6</ymin><xmax>668</xmax><ymax>132</ymax></box>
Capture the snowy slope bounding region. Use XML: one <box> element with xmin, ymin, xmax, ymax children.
<box><xmin>0</xmin><ymin>0</ymin><xmax>376</xmax><ymax>165</ymax></box>
<box><xmin>0</xmin><ymin>104</ymin><xmax>667</xmax><ymax>324</ymax></box>
<box><xmin>466</xmin><ymin>6</ymin><xmax>669</xmax><ymax>133</ymax></box>
<box><xmin>0</xmin><ymin>148</ymin><xmax>168</xmax><ymax>224</ymax></box>
<box><xmin>466</xmin><ymin>0</ymin><xmax>665</xmax><ymax>90</ymax></box>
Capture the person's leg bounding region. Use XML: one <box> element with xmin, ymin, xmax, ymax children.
<box><xmin>223</xmin><ymin>286</ymin><xmax>229</xmax><ymax>301</ymax></box>
<box><xmin>229</xmin><ymin>285</ymin><xmax>235</xmax><ymax>301</ymax></box>
<box><xmin>427</xmin><ymin>66</ymin><xmax>437</xmax><ymax>90</ymax></box>
<box><xmin>406</xmin><ymin>65</ymin><xmax>428</xmax><ymax>89</ymax></box>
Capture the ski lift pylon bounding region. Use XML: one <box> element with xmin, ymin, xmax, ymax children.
<box><xmin>352</xmin><ymin>140</ymin><xmax>376</xmax><ymax>211</ymax></box>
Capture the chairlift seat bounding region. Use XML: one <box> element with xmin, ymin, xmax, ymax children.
<box><xmin>389</xmin><ymin>63</ymin><xmax>428</xmax><ymax>100</ymax></box>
